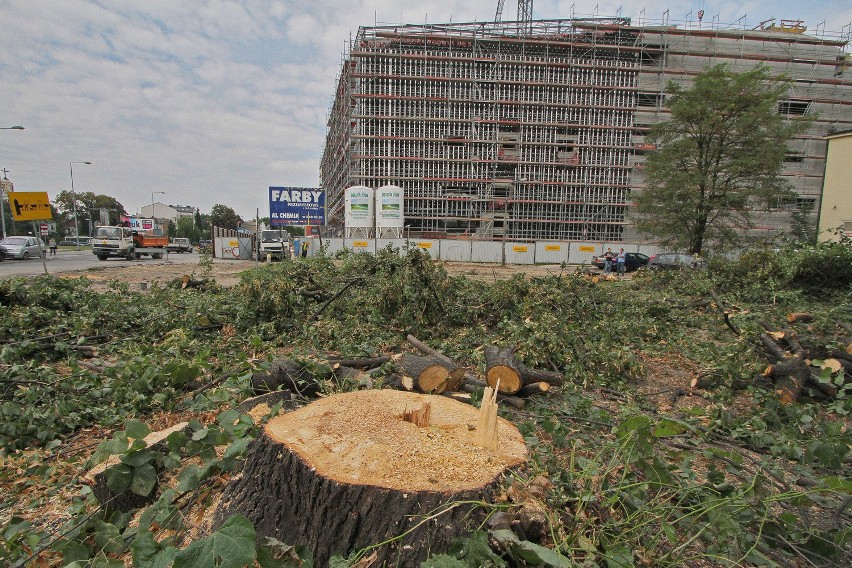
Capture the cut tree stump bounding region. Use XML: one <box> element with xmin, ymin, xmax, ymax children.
<box><xmin>213</xmin><ymin>390</ymin><xmax>527</xmax><ymax>567</ymax></box>
<box><xmin>484</xmin><ymin>346</ymin><xmax>564</xmax><ymax>394</ymax></box>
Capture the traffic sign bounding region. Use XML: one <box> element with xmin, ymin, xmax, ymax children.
<box><xmin>8</xmin><ymin>192</ymin><xmax>53</xmax><ymax>221</ymax></box>
<box><xmin>40</xmin><ymin>223</ymin><xmax>48</xmax><ymax>235</ymax></box>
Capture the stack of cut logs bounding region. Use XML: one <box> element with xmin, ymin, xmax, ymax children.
<box><xmin>252</xmin><ymin>334</ymin><xmax>565</xmax><ymax>410</ymax></box>
<box><xmin>691</xmin><ymin>312</ymin><xmax>852</xmax><ymax>404</ymax></box>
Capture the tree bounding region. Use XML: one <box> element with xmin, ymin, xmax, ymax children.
<box><xmin>54</xmin><ymin>191</ymin><xmax>127</xmax><ymax>235</ymax></box>
<box><xmin>209</xmin><ymin>204</ymin><xmax>241</xmax><ymax>230</ymax></box>
<box><xmin>630</xmin><ymin>64</ymin><xmax>809</xmax><ymax>255</ymax></box>
<box><xmin>175</xmin><ymin>216</ymin><xmax>201</xmax><ymax>243</ymax></box>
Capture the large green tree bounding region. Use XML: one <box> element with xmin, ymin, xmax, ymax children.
<box><xmin>54</xmin><ymin>191</ymin><xmax>126</xmax><ymax>236</ymax></box>
<box><xmin>209</xmin><ymin>204</ymin><xmax>241</xmax><ymax>230</ymax></box>
<box><xmin>631</xmin><ymin>64</ymin><xmax>808</xmax><ymax>254</ymax></box>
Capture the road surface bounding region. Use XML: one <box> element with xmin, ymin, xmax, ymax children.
<box><xmin>0</xmin><ymin>248</ymin><xmax>206</xmax><ymax>278</ymax></box>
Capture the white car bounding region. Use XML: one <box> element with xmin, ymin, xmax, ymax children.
<box><xmin>0</xmin><ymin>236</ymin><xmax>47</xmax><ymax>259</ymax></box>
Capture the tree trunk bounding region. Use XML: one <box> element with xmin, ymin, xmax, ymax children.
<box><xmin>405</xmin><ymin>334</ymin><xmax>472</xmax><ymax>391</ymax></box>
<box><xmin>485</xmin><ymin>346</ymin><xmax>564</xmax><ymax>394</ymax></box>
<box><xmin>251</xmin><ymin>359</ymin><xmax>326</xmax><ymax>398</ymax></box>
<box><xmin>213</xmin><ymin>390</ymin><xmax>527</xmax><ymax>567</ymax></box>
<box><xmin>395</xmin><ymin>353</ymin><xmax>463</xmax><ymax>394</ymax></box>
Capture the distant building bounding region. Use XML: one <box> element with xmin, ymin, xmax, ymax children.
<box><xmin>140</xmin><ymin>203</ymin><xmax>196</xmax><ymax>223</ymax></box>
<box><xmin>320</xmin><ymin>17</ymin><xmax>852</xmax><ymax>244</ymax></box>
<box><xmin>819</xmin><ymin>130</ymin><xmax>852</xmax><ymax>241</ymax></box>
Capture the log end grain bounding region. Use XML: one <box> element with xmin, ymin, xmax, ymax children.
<box><xmin>264</xmin><ymin>390</ymin><xmax>527</xmax><ymax>492</ymax></box>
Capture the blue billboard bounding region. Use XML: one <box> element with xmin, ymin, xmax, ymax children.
<box><xmin>269</xmin><ymin>187</ymin><xmax>325</xmax><ymax>226</ymax></box>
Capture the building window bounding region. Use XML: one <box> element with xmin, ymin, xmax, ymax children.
<box><xmin>777</xmin><ymin>197</ymin><xmax>816</xmax><ymax>211</ymax></box>
<box><xmin>784</xmin><ymin>154</ymin><xmax>805</xmax><ymax>162</ymax></box>
<box><xmin>637</xmin><ymin>92</ymin><xmax>661</xmax><ymax>107</ymax></box>
<box><xmin>778</xmin><ymin>100</ymin><xmax>811</xmax><ymax>115</ymax></box>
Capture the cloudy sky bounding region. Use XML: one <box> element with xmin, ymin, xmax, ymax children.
<box><xmin>2</xmin><ymin>1</ymin><xmax>850</xmax><ymax>221</ymax></box>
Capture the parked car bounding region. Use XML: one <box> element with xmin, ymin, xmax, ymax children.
<box><xmin>167</xmin><ymin>237</ymin><xmax>194</xmax><ymax>253</ymax></box>
<box><xmin>0</xmin><ymin>236</ymin><xmax>47</xmax><ymax>259</ymax></box>
<box><xmin>647</xmin><ymin>252</ymin><xmax>707</xmax><ymax>270</ymax></box>
<box><xmin>198</xmin><ymin>239</ymin><xmax>212</xmax><ymax>252</ymax></box>
<box><xmin>58</xmin><ymin>237</ymin><xmax>92</xmax><ymax>247</ymax></box>
<box><xmin>591</xmin><ymin>251</ymin><xmax>650</xmax><ymax>272</ymax></box>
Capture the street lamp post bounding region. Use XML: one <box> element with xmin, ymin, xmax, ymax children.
<box><xmin>69</xmin><ymin>161</ymin><xmax>91</xmax><ymax>249</ymax></box>
<box><xmin>1</xmin><ymin>126</ymin><xmax>25</xmax><ymax>239</ymax></box>
<box><xmin>152</xmin><ymin>191</ymin><xmax>165</xmax><ymax>234</ymax></box>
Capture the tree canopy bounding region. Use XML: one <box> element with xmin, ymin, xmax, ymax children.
<box><xmin>630</xmin><ymin>64</ymin><xmax>808</xmax><ymax>254</ymax></box>
<box><xmin>54</xmin><ymin>190</ymin><xmax>127</xmax><ymax>236</ymax></box>
<box><xmin>209</xmin><ymin>204</ymin><xmax>241</xmax><ymax>230</ymax></box>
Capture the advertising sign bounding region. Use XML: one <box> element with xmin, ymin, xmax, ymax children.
<box><xmin>9</xmin><ymin>192</ymin><xmax>53</xmax><ymax>221</ymax></box>
<box><xmin>269</xmin><ymin>187</ymin><xmax>325</xmax><ymax>226</ymax></box>
<box><xmin>120</xmin><ymin>216</ymin><xmax>155</xmax><ymax>231</ymax></box>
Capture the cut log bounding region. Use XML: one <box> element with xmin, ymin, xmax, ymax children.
<box><xmin>517</xmin><ymin>382</ymin><xmax>551</xmax><ymax>397</ymax></box>
<box><xmin>251</xmin><ymin>359</ymin><xmax>326</xmax><ymax>398</ymax></box>
<box><xmin>460</xmin><ymin>382</ymin><xmax>525</xmax><ymax>410</ymax></box>
<box><xmin>786</xmin><ymin>312</ymin><xmax>814</xmax><ymax>324</ymax></box>
<box><xmin>484</xmin><ymin>346</ymin><xmax>564</xmax><ymax>394</ymax></box>
<box><xmin>395</xmin><ymin>353</ymin><xmax>461</xmax><ymax>394</ymax></box>
<box><xmin>763</xmin><ymin>359</ymin><xmax>809</xmax><ymax>404</ymax></box>
<box><xmin>327</xmin><ymin>355</ymin><xmax>390</xmax><ymax>370</ymax></box>
<box><xmin>405</xmin><ymin>334</ymin><xmax>471</xmax><ymax>390</ymax></box>
<box><xmin>213</xmin><ymin>390</ymin><xmax>527</xmax><ymax>567</ymax></box>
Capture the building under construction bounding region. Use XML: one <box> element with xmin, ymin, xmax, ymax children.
<box><xmin>320</xmin><ymin>17</ymin><xmax>851</xmax><ymax>243</ymax></box>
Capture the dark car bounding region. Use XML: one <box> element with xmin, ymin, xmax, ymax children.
<box><xmin>591</xmin><ymin>251</ymin><xmax>650</xmax><ymax>272</ymax></box>
<box><xmin>198</xmin><ymin>239</ymin><xmax>213</xmax><ymax>252</ymax></box>
<box><xmin>647</xmin><ymin>252</ymin><xmax>707</xmax><ymax>270</ymax></box>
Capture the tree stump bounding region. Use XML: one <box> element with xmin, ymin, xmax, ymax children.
<box><xmin>213</xmin><ymin>390</ymin><xmax>527</xmax><ymax>567</ymax></box>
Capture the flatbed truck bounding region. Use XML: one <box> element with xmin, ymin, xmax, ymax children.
<box><xmin>92</xmin><ymin>226</ymin><xmax>169</xmax><ymax>260</ymax></box>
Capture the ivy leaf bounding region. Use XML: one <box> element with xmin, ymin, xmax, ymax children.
<box><xmin>121</xmin><ymin>449</ymin><xmax>154</xmax><ymax>468</ymax></box>
<box><xmin>421</xmin><ymin>555</ymin><xmax>468</xmax><ymax>567</ymax></box>
<box><xmin>604</xmin><ymin>544</ymin><xmax>635</xmax><ymax>567</ymax></box>
<box><xmin>223</xmin><ymin>437</ymin><xmax>251</xmax><ymax>460</ymax></box>
<box><xmin>104</xmin><ymin>463</ymin><xmax>133</xmax><ymax>494</ymax></box>
<box><xmin>130</xmin><ymin>463</ymin><xmax>158</xmax><ymax>497</ymax></box>
<box><xmin>173</xmin><ymin>514</ymin><xmax>256</xmax><ymax>568</ymax></box>
<box><xmin>125</xmin><ymin>419</ymin><xmax>151</xmax><ymax>442</ymax></box>
<box><xmin>652</xmin><ymin>418</ymin><xmax>692</xmax><ymax>437</ymax></box>
<box><xmin>132</xmin><ymin>529</ymin><xmax>178</xmax><ymax>568</ymax></box>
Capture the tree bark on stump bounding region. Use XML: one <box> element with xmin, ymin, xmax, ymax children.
<box><xmin>484</xmin><ymin>346</ymin><xmax>564</xmax><ymax>394</ymax></box>
<box><xmin>213</xmin><ymin>390</ymin><xmax>527</xmax><ymax>567</ymax></box>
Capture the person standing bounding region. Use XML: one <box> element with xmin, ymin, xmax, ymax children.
<box><xmin>616</xmin><ymin>248</ymin><xmax>626</xmax><ymax>277</ymax></box>
<box><xmin>603</xmin><ymin>247</ymin><xmax>614</xmax><ymax>275</ymax></box>
<box><xmin>49</xmin><ymin>238</ymin><xmax>57</xmax><ymax>256</ymax></box>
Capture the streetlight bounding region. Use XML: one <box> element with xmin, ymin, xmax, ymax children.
<box><xmin>1</xmin><ymin>126</ymin><xmax>24</xmax><ymax>239</ymax></box>
<box><xmin>69</xmin><ymin>161</ymin><xmax>91</xmax><ymax>249</ymax></box>
<box><xmin>152</xmin><ymin>191</ymin><xmax>165</xmax><ymax>234</ymax></box>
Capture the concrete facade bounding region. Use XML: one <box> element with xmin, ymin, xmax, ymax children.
<box><xmin>819</xmin><ymin>130</ymin><xmax>852</xmax><ymax>241</ymax></box>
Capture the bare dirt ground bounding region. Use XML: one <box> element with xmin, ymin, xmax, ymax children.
<box><xmin>60</xmin><ymin>258</ymin><xmax>589</xmax><ymax>291</ymax></box>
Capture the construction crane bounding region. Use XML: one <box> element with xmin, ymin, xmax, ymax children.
<box><xmin>495</xmin><ymin>0</ymin><xmax>533</xmax><ymax>23</ymax></box>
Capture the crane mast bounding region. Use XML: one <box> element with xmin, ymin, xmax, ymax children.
<box><xmin>495</xmin><ymin>0</ymin><xmax>533</xmax><ymax>24</ymax></box>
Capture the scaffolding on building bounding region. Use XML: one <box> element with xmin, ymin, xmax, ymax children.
<box><xmin>320</xmin><ymin>17</ymin><xmax>852</xmax><ymax>242</ymax></box>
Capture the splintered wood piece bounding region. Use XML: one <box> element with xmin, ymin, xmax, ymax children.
<box><xmin>402</xmin><ymin>402</ymin><xmax>431</xmax><ymax>427</ymax></box>
<box><xmin>476</xmin><ymin>383</ymin><xmax>499</xmax><ymax>450</ymax></box>
<box><xmin>213</xmin><ymin>390</ymin><xmax>527</xmax><ymax>567</ymax></box>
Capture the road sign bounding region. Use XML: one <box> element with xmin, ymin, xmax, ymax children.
<box><xmin>40</xmin><ymin>223</ymin><xmax>48</xmax><ymax>235</ymax></box>
<box><xmin>8</xmin><ymin>192</ymin><xmax>53</xmax><ymax>221</ymax></box>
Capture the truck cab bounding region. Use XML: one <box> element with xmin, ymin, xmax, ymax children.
<box><xmin>93</xmin><ymin>226</ymin><xmax>167</xmax><ymax>261</ymax></box>
<box><xmin>258</xmin><ymin>229</ymin><xmax>293</xmax><ymax>260</ymax></box>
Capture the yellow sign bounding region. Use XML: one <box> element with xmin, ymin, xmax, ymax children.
<box><xmin>353</xmin><ymin>241</ymin><xmax>369</xmax><ymax>247</ymax></box>
<box><xmin>512</xmin><ymin>245</ymin><xmax>528</xmax><ymax>253</ymax></box>
<box><xmin>8</xmin><ymin>192</ymin><xmax>53</xmax><ymax>221</ymax></box>
<box><xmin>578</xmin><ymin>245</ymin><xmax>595</xmax><ymax>252</ymax></box>
<box><xmin>416</xmin><ymin>242</ymin><xmax>432</xmax><ymax>249</ymax></box>
<box><xmin>228</xmin><ymin>240</ymin><xmax>239</xmax><ymax>247</ymax></box>
<box><xmin>545</xmin><ymin>245</ymin><xmax>561</xmax><ymax>251</ymax></box>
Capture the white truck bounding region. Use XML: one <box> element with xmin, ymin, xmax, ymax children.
<box><xmin>258</xmin><ymin>228</ymin><xmax>293</xmax><ymax>260</ymax></box>
<box><xmin>166</xmin><ymin>237</ymin><xmax>193</xmax><ymax>253</ymax></box>
<box><xmin>92</xmin><ymin>226</ymin><xmax>168</xmax><ymax>261</ymax></box>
